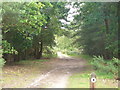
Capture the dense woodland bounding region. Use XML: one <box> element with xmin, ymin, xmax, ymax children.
<box><xmin>1</xmin><ymin>2</ymin><xmax>69</xmax><ymax>62</ymax></box>
<box><xmin>0</xmin><ymin>2</ymin><xmax>120</xmax><ymax>66</ymax></box>
<box><xmin>72</xmin><ymin>2</ymin><xmax>119</xmax><ymax>59</ymax></box>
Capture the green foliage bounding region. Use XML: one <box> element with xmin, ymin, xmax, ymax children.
<box><xmin>91</xmin><ymin>56</ymin><xmax>119</xmax><ymax>76</ymax></box>
<box><xmin>0</xmin><ymin>58</ymin><xmax>5</xmax><ymax>68</ymax></box>
<box><xmin>67</xmin><ymin>73</ymin><xmax>89</xmax><ymax>88</ymax></box>
<box><xmin>42</xmin><ymin>53</ymin><xmax>57</xmax><ymax>59</ymax></box>
<box><xmin>0</xmin><ymin>46</ymin><xmax>5</xmax><ymax>68</ymax></box>
<box><xmin>78</xmin><ymin>54</ymin><xmax>118</xmax><ymax>79</ymax></box>
<box><xmin>72</xmin><ymin>2</ymin><xmax>118</xmax><ymax>59</ymax></box>
<box><xmin>2</xmin><ymin>2</ymin><xmax>68</xmax><ymax>62</ymax></box>
<box><xmin>2</xmin><ymin>40</ymin><xmax>17</xmax><ymax>54</ymax></box>
<box><xmin>67</xmin><ymin>72</ymin><xmax>117</xmax><ymax>88</ymax></box>
<box><xmin>0</xmin><ymin>2</ymin><xmax>5</xmax><ymax>68</ymax></box>
<box><xmin>55</xmin><ymin>35</ymin><xmax>77</xmax><ymax>54</ymax></box>
<box><xmin>20</xmin><ymin>2</ymin><xmax>46</xmax><ymax>34</ymax></box>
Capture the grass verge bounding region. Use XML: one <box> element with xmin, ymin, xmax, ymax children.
<box><xmin>3</xmin><ymin>59</ymin><xmax>51</xmax><ymax>88</ymax></box>
<box><xmin>67</xmin><ymin>72</ymin><xmax>118</xmax><ymax>88</ymax></box>
<box><xmin>67</xmin><ymin>53</ymin><xmax>118</xmax><ymax>88</ymax></box>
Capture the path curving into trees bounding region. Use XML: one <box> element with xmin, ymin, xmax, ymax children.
<box><xmin>27</xmin><ymin>53</ymin><xmax>88</xmax><ymax>88</ymax></box>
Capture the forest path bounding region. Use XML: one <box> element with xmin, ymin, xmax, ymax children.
<box><xmin>28</xmin><ymin>52</ymin><xmax>88</xmax><ymax>88</ymax></box>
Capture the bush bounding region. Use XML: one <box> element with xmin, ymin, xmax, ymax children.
<box><xmin>42</xmin><ymin>53</ymin><xmax>57</xmax><ymax>58</ymax></box>
<box><xmin>91</xmin><ymin>56</ymin><xmax>119</xmax><ymax>76</ymax></box>
<box><xmin>0</xmin><ymin>58</ymin><xmax>5</xmax><ymax>68</ymax></box>
<box><xmin>67</xmin><ymin>51</ymin><xmax>80</xmax><ymax>56</ymax></box>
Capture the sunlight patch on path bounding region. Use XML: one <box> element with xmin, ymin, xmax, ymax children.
<box><xmin>27</xmin><ymin>66</ymin><xmax>72</xmax><ymax>88</ymax></box>
<box><xmin>49</xmin><ymin>74</ymin><xmax>69</xmax><ymax>88</ymax></box>
<box><xmin>52</xmin><ymin>77</ymin><xmax>67</xmax><ymax>88</ymax></box>
<box><xmin>27</xmin><ymin>67</ymin><xmax>59</xmax><ymax>88</ymax></box>
<box><xmin>27</xmin><ymin>65</ymin><xmax>82</xmax><ymax>88</ymax></box>
<box><xmin>57</xmin><ymin>52</ymin><xmax>71</xmax><ymax>59</ymax></box>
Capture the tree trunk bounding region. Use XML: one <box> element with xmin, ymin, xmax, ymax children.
<box><xmin>39</xmin><ymin>41</ymin><xmax>43</xmax><ymax>58</ymax></box>
<box><xmin>118</xmin><ymin>2</ymin><xmax>120</xmax><ymax>59</ymax></box>
<box><xmin>103</xmin><ymin>5</ymin><xmax>111</xmax><ymax>59</ymax></box>
<box><xmin>36</xmin><ymin>41</ymin><xmax>43</xmax><ymax>59</ymax></box>
<box><xmin>104</xmin><ymin>18</ymin><xmax>109</xmax><ymax>34</ymax></box>
<box><xmin>34</xmin><ymin>47</ymin><xmax>39</xmax><ymax>59</ymax></box>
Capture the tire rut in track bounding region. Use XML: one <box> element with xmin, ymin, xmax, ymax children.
<box><xmin>27</xmin><ymin>57</ymin><xmax>88</xmax><ymax>88</ymax></box>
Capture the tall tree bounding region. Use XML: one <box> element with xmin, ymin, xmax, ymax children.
<box><xmin>71</xmin><ymin>2</ymin><xmax>118</xmax><ymax>59</ymax></box>
<box><xmin>2</xmin><ymin>2</ymin><xmax>69</xmax><ymax>62</ymax></box>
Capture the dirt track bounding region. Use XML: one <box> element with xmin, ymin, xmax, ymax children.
<box><xmin>28</xmin><ymin>52</ymin><xmax>89</xmax><ymax>88</ymax></box>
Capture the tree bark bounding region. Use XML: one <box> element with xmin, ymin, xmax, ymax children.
<box><xmin>104</xmin><ymin>18</ymin><xmax>109</xmax><ymax>34</ymax></box>
<box><xmin>36</xmin><ymin>41</ymin><xmax>43</xmax><ymax>59</ymax></box>
<box><xmin>39</xmin><ymin>41</ymin><xmax>43</xmax><ymax>58</ymax></box>
<box><xmin>103</xmin><ymin>5</ymin><xmax>111</xmax><ymax>59</ymax></box>
<box><xmin>118</xmin><ymin>2</ymin><xmax>120</xmax><ymax>59</ymax></box>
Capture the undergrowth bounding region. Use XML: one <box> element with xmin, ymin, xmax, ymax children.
<box><xmin>68</xmin><ymin>52</ymin><xmax>119</xmax><ymax>79</ymax></box>
<box><xmin>91</xmin><ymin>56</ymin><xmax>119</xmax><ymax>78</ymax></box>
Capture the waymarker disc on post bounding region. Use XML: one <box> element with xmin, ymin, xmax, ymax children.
<box><xmin>91</xmin><ymin>77</ymin><xmax>96</xmax><ymax>83</ymax></box>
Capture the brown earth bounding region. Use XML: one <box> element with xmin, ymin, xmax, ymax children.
<box><xmin>2</xmin><ymin>53</ymin><xmax>91</xmax><ymax>88</ymax></box>
<box><xmin>27</xmin><ymin>57</ymin><xmax>89</xmax><ymax>88</ymax></box>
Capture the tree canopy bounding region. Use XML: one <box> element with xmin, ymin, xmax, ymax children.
<box><xmin>1</xmin><ymin>2</ymin><xmax>119</xmax><ymax>64</ymax></box>
<box><xmin>2</xmin><ymin>2</ymin><xmax>69</xmax><ymax>62</ymax></box>
<box><xmin>70</xmin><ymin>2</ymin><xmax>118</xmax><ymax>59</ymax></box>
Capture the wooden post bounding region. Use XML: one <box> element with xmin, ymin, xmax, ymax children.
<box><xmin>90</xmin><ymin>72</ymin><xmax>96</xmax><ymax>90</ymax></box>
